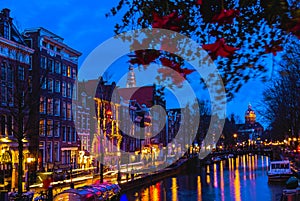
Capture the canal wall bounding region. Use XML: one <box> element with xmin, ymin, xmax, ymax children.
<box><xmin>119</xmin><ymin>157</ymin><xmax>197</xmax><ymax>193</ymax></box>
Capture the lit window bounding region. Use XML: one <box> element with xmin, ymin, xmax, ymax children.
<box><xmin>67</xmin><ymin>66</ymin><xmax>71</xmax><ymax>77</ymax></box>
<box><xmin>39</xmin><ymin>119</ymin><xmax>46</xmax><ymax>136</ymax></box>
<box><xmin>47</xmin><ymin>98</ymin><xmax>53</xmax><ymax>115</ymax></box>
<box><xmin>47</xmin><ymin>120</ymin><xmax>53</xmax><ymax>136</ymax></box>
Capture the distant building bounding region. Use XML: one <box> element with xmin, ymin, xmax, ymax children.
<box><xmin>0</xmin><ymin>8</ymin><xmax>34</xmax><ymax>190</ymax></box>
<box><xmin>236</xmin><ymin>104</ymin><xmax>264</xmax><ymax>143</ymax></box>
<box><xmin>24</xmin><ymin>27</ymin><xmax>82</xmax><ymax>171</ymax></box>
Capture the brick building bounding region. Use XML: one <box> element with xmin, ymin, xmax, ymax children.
<box><xmin>23</xmin><ymin>27</ymin><xmax>81</xmax><ymax>171</ymax></box>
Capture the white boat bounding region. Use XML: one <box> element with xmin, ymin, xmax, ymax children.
<box><xmin>267</xmin><ymin>160</ymin><xmax>294</xmax><ymax>182</ymax></box>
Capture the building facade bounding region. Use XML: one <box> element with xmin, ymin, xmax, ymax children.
<box><xmin>0</xmin><ymin>8</ymin><xmax>34</xmax><ymax>190</ymax></box>
<box><xmin>24</xmin><ymin>27</ymin><xmax>81</xmax><ymax>171</ymax></box>
<box><xmin>236</xmin><ymin>104</ymin><xmax>264</xmax><ymax>144</ymax></box>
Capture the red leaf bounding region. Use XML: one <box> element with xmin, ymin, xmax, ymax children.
<box><xmin>196</xmin><ymin>0</ymin><xmax>202</xmax><ymax>5</ymax></box>
<box><xmin>211</xmin><ymin>9</ymin><xmax>240</xmax><ymax>24</ymax></box>
<box><xmin>152</xmin><ymin>11</ymin><xmax>183</xmax><ymax>31</ymax></box>
<box><xmin>202</xmin><ymin>38</ymin><xmax>239</xmax><ymax>59</ymax></box>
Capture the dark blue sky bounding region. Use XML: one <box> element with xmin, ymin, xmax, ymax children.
<box><xmin>1</xmin><ymin>0</ymin><xmax>273</xmax><ymax>126</ymax></box>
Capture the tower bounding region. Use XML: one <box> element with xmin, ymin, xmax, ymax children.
<box><xmin>126</xmin><ymin>65</ymin><xmax>136</xmax><ymax>88</ymax></box>
<box><xmin>245</xmin><ymin>103</ymin><xmax>256</xmax><ymax>124</ymax></box>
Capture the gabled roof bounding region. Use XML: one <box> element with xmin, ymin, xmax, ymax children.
<box><xmin>117</xmin><ymin>86</ymin><xmax>154</xmax><ymax>108</ymax></box>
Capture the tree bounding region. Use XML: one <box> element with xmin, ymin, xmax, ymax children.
<box><xmin>260</xmin><ymin>40</ymin><xmax>300</xmax><ymax>141</ymax></box>
<box><xmin>106</xmin><ymin>0</ymin><xmax>300</xmax><ymax>99</ymax></box>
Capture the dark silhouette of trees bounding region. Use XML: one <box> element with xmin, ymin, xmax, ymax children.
<box><xmin>106</xmin><ymin>0</ymin><xmax>300</xmax><ymax>99</ymax></box>
<box><xmin>260</xmin><ymin>40</ymin><xmax>300</xmax><ymax>141</ymax></box>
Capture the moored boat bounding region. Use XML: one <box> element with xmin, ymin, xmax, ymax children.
<box><xmin>267</xmin><ymin>160</ymin><xmax>294</xmax><ymax>182</ymax></box>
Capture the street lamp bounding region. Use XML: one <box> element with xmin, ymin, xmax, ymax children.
<box><xmin>26</xmin><ymin>156</ymin><xmax>35</xmax><ymax>191</ymax></box>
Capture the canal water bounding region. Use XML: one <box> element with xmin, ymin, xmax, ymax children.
<box><xmin>120</xmin><ymin>154</ymin><xmax>286</xmax><ymax>201</ymax></box>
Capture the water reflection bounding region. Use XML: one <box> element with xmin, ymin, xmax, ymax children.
<box><xmin>122</xmin><ymin>154</ymin><xmax>285</xmax><ymax>201</ymax></box>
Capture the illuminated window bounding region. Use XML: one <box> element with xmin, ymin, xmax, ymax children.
<box><xmin>47</xmin><ymin>98</ymin><xmax>53</xmax><ymax>115</ymax></box>
<box><xmin>40</xmin><ymin>97</ymin><xmax>46</xmax><ymax>114</ymax></box>
<box><xmin>39</xmin><ymin>119</ymin><xmax>46</xmax><ymax>136</ymax></box>
<box><xmin>47</xmin><ymin>120</ymin><xmax>53</xmax><ymax>136</ymax></box>
<box><xmin>67</xmin><ymin>66</ymin><xmax>71</xmax><ymax>77</ymax></box>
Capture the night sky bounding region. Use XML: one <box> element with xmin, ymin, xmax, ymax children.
<box><xmin>1</xmin><ymin>0</ymin><xmax>277</xmax><ymax>127</ymax></box>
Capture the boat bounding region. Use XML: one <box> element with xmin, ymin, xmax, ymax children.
<box><xmin>53</xmin><ymin>183</ymin><xmax>121</xmax><ymax>201</ymax></box>
<box><xmin>212</xmin><ymin>156</ymin><xmax>221</xmax><ymax>163</ymax></box>
<box><xmin>267</xmin><ymin>160</ymin><xmax>294</xmax><ymax>182</ymax></box>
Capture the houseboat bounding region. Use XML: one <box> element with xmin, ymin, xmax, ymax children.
<box><xmin>267</xmin><ymin>160</ymin><xmax>294</xmax><ymax>182</ymax></box>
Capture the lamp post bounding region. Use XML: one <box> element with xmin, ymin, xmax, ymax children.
<box><xmin>233</xmin><ymin>133</ymin><xmax>238</xmax><ymax>146</ymax></box>
<box><xmin>26</xmin><ymin>156</ymin><xmax>35</xmax><ymax>191</ymax></box>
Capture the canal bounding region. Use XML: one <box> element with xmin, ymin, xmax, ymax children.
<box><xmin>120</xmin><ymin>154</ymin><xmax>286</xmax><ymax>201</ymax></box>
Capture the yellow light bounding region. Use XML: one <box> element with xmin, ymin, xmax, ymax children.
<box><xmin>293</xmin><ymin>138</ymin><xmax>297</xmax><ymax>142</ymax></box>
<box><xmin>233</xmin><ymin>134</ymin><xmax>238</xmax><ymax>138</ymax></box>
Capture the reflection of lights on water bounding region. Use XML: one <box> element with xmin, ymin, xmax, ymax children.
<box><xmin>207</xmin><ymin>165</ymin><xmax>210</xmax><ymax>174</ymax></box>
<box><xmin>197</xmin><ymin>176</ymin><xmax>202</xmax><ymax>201</ymax></box>
<box><xmin>242</xmin><ymin>155</ymin><xmax>246</xmax><ymax>180</ymax></box>
<box><xmin>206</xmin><ymin>174</ymin><xmax>211</xmax><ymax>184</ymax></box>
<box><xmin>172</xmin><ymin>178</ymin><xmax>178</xmax><ymax>201</ymax></box>
<box><xmin>213</xmin><ymin>163</ymin><xmax>218</xmax><ymax>188</ymax></box>
<box><xmin>220</xmin><ymin>162</ymin><xmax>225</xmax><ymax>201</ymax></box>
<box><xmin>143</xmin><ymin>188</ymin><xmax>150</xmax><ymax>201</ymax></box>
<box><xmin>234</xmin><ymin>168</ymin><xmax>241</xmax><ymax>201</ymax></box>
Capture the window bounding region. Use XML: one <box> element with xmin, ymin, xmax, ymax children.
<box><xmin>47</xmin><ymin>59</ymin><xmax>53</xmax><ymax>72</ymax></box>
<box><xmin>62</xmin><ymin>126</ymin><xmax>66</xmax><ymax>142</ymax></box>
<box><xmin>7</xmin><ymin>64</ymin><xmax>13</xmax><ymax>82</ymax></box>
<box><xmin>54</xmin><ymin>121</ymin><xmax>60</xmax><ymax>137</ymax></box>
<box><xmin>67</xmin><ymin>83</ymin><xmax>72</xmax><ymax>98</ymax></box>
<box><xmin>47</xmin><ymin>98</ymin><xmax>53</xmax><ymax>115</ymax></box>
<box><xmin>54</xmin><ymin>99</ymin><xmax>60</xmax><ymax>116</ymax></box>
<box><xmin>62</xmin><ymin>64</ymin><xmax>66</xmax><ymax>76</ymax></box>
<box><xmin>55</xmin><ymin>62</ymin><xmax>61</xmax><ymax>74</ymax></box>
<box><xmin>7</xmin><ymin>116</ymin><xmax>12</xmax><ymax>136</ymax></box>
<box><xmin>7</xmin><ymin>85</ymin><xmax>13</xmax><ymax>106</ymax></box>
<box><xmin>0</xmin><ymin>115</ymin><xmax>5</xmax><ymax>136</ymax></box>
<box><xmin>41</xmin><ymin>56</ymin><xmax>47</xmax><ymax>69</ymax></box>
<box><xmin>62</xmin><ymin>82</ymin><xmax>66</xmax><ymax>97</ymax></box>
<box><xmin>42</xmin><ymin>41</ymin><xmax>47</xmax><ymax>47</ymax></box>
<box><xmin>48</xmin><ymin>78</ymin><xmax>53</xmax><ymax>92</ymax></box>
<box><xmin>1</xmin><ymin>63</ymin><xmax>6</xmax><ymax>80</ymax></box>
<box><xmin>18</xmin><ymin>66</ymin><xmax>24</xmax><ymax>80</ymax></box>
<box><xmin>67</xmin><ymin>103</ymin><xmax>71</xmax><ymax>120</ymax></box>
<box><xmin>73</xmin><ymin>129</ymin><xmax>76</xmax><ymax>142</ymax></box>
<box><xmin>67</xmin><ymin>66</ymin><xmax>71</xmax><ymax>77</ymax></box>
<box><xmin>1</xmin><ymin>84</ymin><xmax>6</xmax><ymax>105</ymax></box>
<box><xmin>41</xmin><ymin>77</ymin><xmax>46</xmax><ymax>89</ymax></box>
<box><xmin>46</xmin><ymin>142</ymin><xmax>52</xmax><ymax>162</ymax></box>
<box><xmin>49</xmin><ymin>44</ymin><xmax>54</xmax><ymax>50</ymax></box>
<box><xmin>28</xmin><ymin>76</ymin><xmax>32</xmax><ymax>93</ymax></box>
<box><xmin>67</xmin><ymin>127</ymin><xmax>72</xmax><ymax>142</ymax></box>
<box><xmin>54</xmin><ymin>142</ymin><xmax>60</xmax><ymax>162</ymax></box>
<box><xmin>55</xmin><ymin>80</ymin><xmax>60</xmax><ymax>93</ymax></box>
<box><xmin>39</xmin><ymin>119</ymin><xmax>46</xmax><ymax>136</ymax></box>
<box><xmin>62</xmin><ymin>101</ymin><xmax>66</xmax><ymax>119</ymax></box>
<box><xmin>3</xmin><ymin>22</ymin><xmax>9</xmax><ymax>39</ymax></box>
<box><xmin>40</xmin><ymin>97</ymin><xmax>46</xmax><ymax>114</ymax></box>
<box><xmin>72</xmin><ymin>68</ymin><xmax>77</xmax><ymax>78</ymax></box>
<box><xmin>47</xmin><ymin>120</ymin><xmax>53</xmax><ymax>136</ymax></box>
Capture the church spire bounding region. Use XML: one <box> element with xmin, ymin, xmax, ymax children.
<box><xmin>126</xmin><ymin>65</ymin><xmax>136</xmax><ymax>88</ymax></box>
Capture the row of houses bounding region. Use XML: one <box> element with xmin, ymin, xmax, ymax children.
<box><xmin>0</xmin><ymin>8</ymin><xmax>184</xmax><ymax>191</ymax></box>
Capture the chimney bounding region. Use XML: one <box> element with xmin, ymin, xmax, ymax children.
<box><xmin>2</xmin><ymin>8</ymin><xmax>10</xmax><ymax>18</ymax></box>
